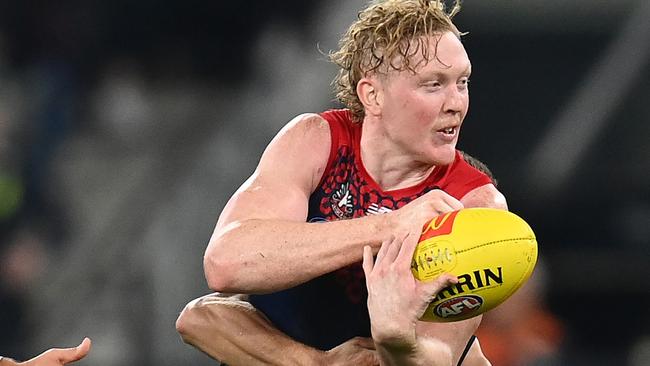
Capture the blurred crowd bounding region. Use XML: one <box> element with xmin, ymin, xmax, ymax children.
<box><xmin>1</xmin><ymin>49</ymin><xmax>71</xmax><ymax>359</ymax></box>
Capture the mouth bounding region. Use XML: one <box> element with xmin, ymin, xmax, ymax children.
<box><xmin>435</xmin><ymin>125</ymin><xmax>459</xmax><ymax>142</ymax></box>
<box><xmin>440</xmin><ymin>127</ymin><xmax>456</xmax><ymax>135</ymax></box>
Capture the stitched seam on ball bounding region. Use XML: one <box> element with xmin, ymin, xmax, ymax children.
<box><xmin>455</xmin><ymin>237</ymin><xmax>532</xmax><ymax>254</ymax></box>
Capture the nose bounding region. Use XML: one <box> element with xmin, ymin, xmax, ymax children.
<box><xmin>442</xmin><ymin>86</ymin><xmax>466</xmax><ymax>115</ymax></box>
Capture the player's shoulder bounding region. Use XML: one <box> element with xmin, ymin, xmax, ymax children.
<box><xmin>282</xmin><ymin>109</ymin><xmax>353</xmax><ymax>135</ymax></box>
<box><xmin>453</xmin><ymin>150</ymin><xmax>506</xmax><ymax>209</ymax></box>
<box><xmin>461</xmin><ymin>183</ymin><xmax>507</xmax><ymax>210</ymax></box>
<box><xmin>276</xmin><ymin>112</ymin><xmax>330</xmax><ymax>143</ymax></box>
<box><xmin>273</xmin><ymin>110</ymin><xmax>353</xmax><ymax>161</ymax></box>
<box><xmin>260</xmin><ymin>113</ymin><xmax>333</xmax><ymax>190</ymax></box>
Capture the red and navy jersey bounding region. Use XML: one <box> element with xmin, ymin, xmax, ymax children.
<box><xmin>250</xmin><ymin>109</ymin><xmax>493</xmax><ymax>350</ymax></box>
<box><xmin>308</xmin><ymin>109</ymin><xmax>492</xmax><ymax>222</ymax></box>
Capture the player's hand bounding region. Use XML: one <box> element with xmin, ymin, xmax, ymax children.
<box><xmin>391</xmin><ymin>189</ymin><xmax>463</xmax><ymax>235</ymax></box>
<box><xmin>20</xmin><ymin>338</ymin><xmax>91</xmax><ymax>366</ymax></box>
<box><xmin>363</xmin><ymin>235</ymin><xmax>457</xmax><ymax>347</ymax></box>
<box><xmin>324</xmin><ymin>337</ymin><xmax>379</xmax><ymax>366</ymax></box>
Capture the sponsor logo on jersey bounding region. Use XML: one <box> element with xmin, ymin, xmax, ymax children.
<box><xmin>366</xmin><ymin>203</ymin><xmax>392</xmax><ymax>215</ymax></box>
<box><xmin>330</xmin><ymin>182</ymin><xmax>353</xmax><ymax>218</ymax></box>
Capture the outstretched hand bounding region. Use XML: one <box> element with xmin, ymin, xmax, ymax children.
<box><xmin>363</xmin><ymin>234</ymin><xmax>457</xmax><ymax>347</ymax></box>
<box><xmin>20</xmin><ymin>338</ymin><xmax>91</xmax><ymax>366</ymax></box>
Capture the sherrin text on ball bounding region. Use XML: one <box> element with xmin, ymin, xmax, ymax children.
<box><xmin>411</xmin><ymin>208</ymin><xmax>538</xmax><ymax>322</ymax></box>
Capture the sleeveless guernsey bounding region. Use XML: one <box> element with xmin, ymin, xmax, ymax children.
<box><xmin>249</xmin><ymin>109</ymin><xmax>492</xmax><ymax>350</ymax></box>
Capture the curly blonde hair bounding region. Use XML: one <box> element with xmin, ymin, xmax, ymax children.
<box><xmin>330</xmin><ymin>0</ymin><xmax>463</xmax><ymax>122</ymax></box>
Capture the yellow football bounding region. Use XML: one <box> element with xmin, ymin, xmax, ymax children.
<box><xmin>411</xmin><ymin>208</ymin><xmax>538</xmax><ymax>322</ymax></box>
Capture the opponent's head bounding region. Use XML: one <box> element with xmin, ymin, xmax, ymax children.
<box><xmin>330</xmin><ymin>0</ymin><xmax>463</xmax><ymax>123</ymax></box>
<box><xmin>459</xmin><ymin>150</ymin><xmax>498</xmax><ymax>187</ymax></box>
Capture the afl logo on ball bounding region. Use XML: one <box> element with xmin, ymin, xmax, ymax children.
<box><xmin>434</xmin><ymin>295</ymin><xmax>484</xmax><ymax>318</ymax></box>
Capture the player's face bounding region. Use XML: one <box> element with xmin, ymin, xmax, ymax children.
<box><xmin>378</xmin><ymin>31</ymin><xmax>471</xmax><ymax>166</ymax></box>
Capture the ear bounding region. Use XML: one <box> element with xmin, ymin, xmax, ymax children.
<box><xmin>356</xmin><ymin>76</ymin><xmax>382</xmax><ymax>117</ymax></box>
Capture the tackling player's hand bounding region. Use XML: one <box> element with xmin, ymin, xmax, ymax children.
<box><xmin>363</xmin><ymin>234</ymin><xmax>457</xmax><ymax>348</ymax></box>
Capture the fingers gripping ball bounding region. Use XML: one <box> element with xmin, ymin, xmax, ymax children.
<box><xmin>411</xmin><ymin>208</ymin><xmax>538</xmax><ymax>322</ymax></box>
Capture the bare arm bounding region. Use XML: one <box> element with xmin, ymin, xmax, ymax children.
<box><xmin>204</xmin><ymin>114</ymin><xmax>465</xmax><ymax>294</ymax></box>
<box><xmin>176</xmin><ymin>294</ymin><xmax>323</xmax><ymax>365</ymax></box>
<box><xmin>176</xmin><ymin>293</ymin><xmax>379</xmax><ymax>366</ymax></box>
<box><xmin>204</xmin><ymin>113</ymin><xmax>396</xmax><ymax>293</ymax></box>
<box><xmin>367</xmin><ymin>184</ymin><xmax>506</xmax><ymax>366</ymax></box>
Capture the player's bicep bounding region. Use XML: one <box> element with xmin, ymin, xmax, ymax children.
<box><xmin>215</xmin><ymin>113</ymin><xmax>331</xmax><ymax>231</ymax></box>
<box><xmin>215</xmin><ymin>173</ymin><xmax>310</xmax><ymax>231</ymax></box>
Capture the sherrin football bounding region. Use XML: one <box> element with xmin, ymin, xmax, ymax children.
<box><xmin>411</xmin><ymin>208</ymin><xmax>537</xmax><ymax>322</ymax></box>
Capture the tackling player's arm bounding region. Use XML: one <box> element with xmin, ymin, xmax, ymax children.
<box><xmin>176</xmin><ymin>293</ymin><xmax>379</xmax><ymax>366</ymax></box>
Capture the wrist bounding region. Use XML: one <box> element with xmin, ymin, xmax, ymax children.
<box><xmin>374</xmin><ymin>333</ymin><xmax>420</xmax><ymax>366</ymax></box>
<box><xmin>371</xmin><ymin>323</ymin><xmax>417</xmax><ymax>350</ymax></box>
<box><xmin>369</xmin><ymin>211</ymin><xmax>399</xmax><ymax>247</ymax></box>
<box><xmin>383</xmin><ymin>208</ymin><xmax>413</xmax><ymax>239</ymax></box>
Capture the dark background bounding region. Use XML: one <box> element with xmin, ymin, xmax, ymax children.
<box><xmin>0</xmin><ymin>1</ymin><xmax>648</xmax><ymax>365</ymax></box>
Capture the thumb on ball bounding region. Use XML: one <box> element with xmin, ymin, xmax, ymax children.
<box><xmin>420</xmin><ymin>273</ymin><xmax>458</xmax><ymax>298</ymax></box>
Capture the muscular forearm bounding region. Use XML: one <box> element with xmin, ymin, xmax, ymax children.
<box><xmin>204</xmin><ymin>214</ymin><xmax>392</xmax><ymax>293</ymax></box>
<box><xmin>176</xmin><ymin>294</ymin><xmax>324</xmax><ymax>366</ymax></box>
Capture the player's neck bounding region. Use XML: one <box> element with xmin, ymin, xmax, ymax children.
<box><xmin>360</xmin><ymin>123</ymin><xmax>435</xmax><ymax>191</ymax></box>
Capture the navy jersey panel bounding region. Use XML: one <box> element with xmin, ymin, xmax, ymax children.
<box><xmin>250</xmin><ymin>268</ymin><xmax>370</xmax><ymax>350</ymax></box>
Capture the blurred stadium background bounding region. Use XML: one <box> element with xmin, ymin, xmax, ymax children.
<box><xmin>0</xmin><ymin>0</ymin><xmax>648</xmax><ymax>365</ymax></box>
